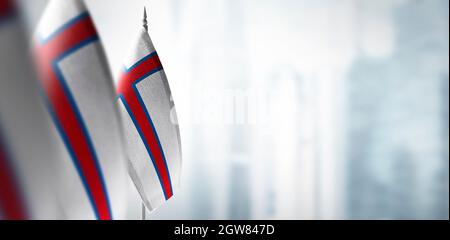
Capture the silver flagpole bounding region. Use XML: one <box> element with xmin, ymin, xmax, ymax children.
<box><xmin>143</xmin><ymin>7</ymin><xmax>148</xmax><ymax>32</ymax></box>
<box><xmin>142</xmin><ymin>202</ymin><xmax>146</xmax><ymax>220</ymax></box>
<box><xmin>141</xmin><ymin>7</ymin><xmax>148</xmax><ymax>221</ymax></box>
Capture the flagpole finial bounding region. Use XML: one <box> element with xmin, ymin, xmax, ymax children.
<box><xmin>143</xmin><ymin>7</ymin><xmax>148</xmax><ymax>32</ymax></box>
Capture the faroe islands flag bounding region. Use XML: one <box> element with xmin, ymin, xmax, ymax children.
<box><xmin>33</xmin><ymin>0</ymin><xmax>128</xmax><ymax>220</ymax></box>
<box><xmin>117</xmin><ymin>16</ymin><xmax>182</xmax><ymax>213</ymax></box>
<box><xmin>0</xmin><ymin>0</ymin><xmax>64</xmax><ymax>220</ymax></box>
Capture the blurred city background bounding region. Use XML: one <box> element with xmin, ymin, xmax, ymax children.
<box><xmin>16</xmin><ymin>0</ymin><xmax>449</xmax><ymax>219</ymax></box>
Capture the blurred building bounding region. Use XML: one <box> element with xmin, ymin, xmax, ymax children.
<box><xmin>346</xmin><ymin>0</ymin><xmax>449</xmax><ymax>219</ymax></box>
<box><xmin>436</xmin><ymin>75</ymin><xmax>449</xmax><ymax>219</ymax></box>
<box><xmin>224</xmin><ymin>0</ymin><xmax>252</xmax><ymax>220</ymax></box>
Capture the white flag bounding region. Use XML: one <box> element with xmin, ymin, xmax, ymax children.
<box><xmin>33</xmin><ymin>0</ymin><xmax>127</xmax><ymax>220</ymax></box>
<box><xmin>0</xmin><ymin>0</ymin><xmax>64</xmax><ymax>220</ymax></box>
<box><xmin>117</xmin><ymin>12</ymin><xmax>182</xmax><ymax>212</ymax></box>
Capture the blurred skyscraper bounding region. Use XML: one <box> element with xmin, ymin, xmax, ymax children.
<box><xmin>224</xmin><ymin>0</ymin><xmax>252</xmax><ymax>220</ymax></box>
<box><xmin>346</xmin><ymin>0</ymin><xmax>449</xmax><ymax>219</ymax></box>
<box><xmin>437</xmin><ymin>75</ymin><xmax>449</xmax><ymax>219</ymax></box>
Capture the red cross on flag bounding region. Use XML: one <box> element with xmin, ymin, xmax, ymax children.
<box><xmin>117</xmin><ymin>10</ymin><xmax>182</xmax><ymax>213</ymax></box>
<box><xmin>0</xmin><ymin>0</ymin><xmax>65</xmax><ymax>220</ymax></box>
<box><xmin>33</xmin><ymin>0</ymin><xmax>128</xmax><ymax>220</ymax></box>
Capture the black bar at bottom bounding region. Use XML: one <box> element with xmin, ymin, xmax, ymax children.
<box><xmin>0</xmin><ymin>220</ymin><xmax>448</xmax><ymax>239</ymax></box>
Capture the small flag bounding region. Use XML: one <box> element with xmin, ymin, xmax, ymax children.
<box><xmin>33</xmin><ymin>0</ymin><xmax>128</xmax><ymax>220</ymax></box>
<box><xmin>117</xmin><ymin>8</ymin><xmax>182</xmax><ymax>212</ymax></box>
<box><xmin>0</xmin><ymin>0</ymin><xmax>63</xmax><ymax>220</ymax></box>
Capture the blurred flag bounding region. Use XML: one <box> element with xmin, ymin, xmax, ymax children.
<box><xmin>0</xmin><ymin>0</ymin><xmax>64</xmax><ymax>220</ymax></box>
<box><xmin>0</xmin><ymin>0</ymin><xmax>12</xmax><ymax>21</ymax></box>
<box><xmin>33</xmin><ymin>0</ymin><xmax>127</xmax><ymax>220</ymax></box>
<box><xmin>117</xmin><ymin>8</ymin><xmax>182</xmax><ymax>213</ymax></box>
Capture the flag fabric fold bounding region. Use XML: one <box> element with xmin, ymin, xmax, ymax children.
<box><xmin>117</xmin><ymin>25</ymin><xmax>182</xmax><ymax>212</ymax></box>
<box><xmin>33</xmin><ymin>0</ymin><xmax>128</xmax><ymax>220</ymax></box>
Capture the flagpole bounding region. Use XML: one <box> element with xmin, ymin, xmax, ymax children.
<box><xmin>142</xmin><ymin>202</ymin><xmax>146</xmax><ymax>220</ymax></box>
<box><xmin>140</xmin><ymin>6</ymin><xmax>148</xmax><ymax>221</ymax></box>
<box><xmin>143</xmin><ymin>7</ymin><xmax>148</xmax><ymax>32</ymax></box>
